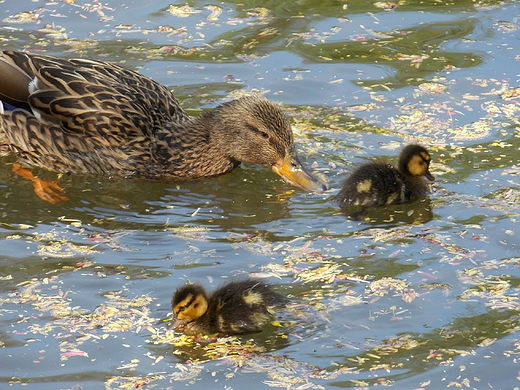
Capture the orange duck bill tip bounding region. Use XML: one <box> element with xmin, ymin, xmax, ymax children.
<box><xmin>272</xmin><ymin>154</ymin><xmax>327</xmax><ymax>193</ymax></box>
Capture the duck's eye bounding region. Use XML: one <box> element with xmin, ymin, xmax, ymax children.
<box><xmin>246</xmin><ymin>124</ymin><xmax>269</xmax><ymax>139</ymax></box>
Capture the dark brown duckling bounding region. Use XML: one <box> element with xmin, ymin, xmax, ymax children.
<box><xmin>0</xmin><ymin>50</ymin><xmax>326</xmax><ymax>202</ymax></box>
<box><xmin>332</xmin><ymin>144</ymin><xmax>434</xmax><ymax>208</ymax></box>
<box><xmin>169</xmin><ymin>279</ymin><xmax>288</xmax><ymax>336</ymax></box>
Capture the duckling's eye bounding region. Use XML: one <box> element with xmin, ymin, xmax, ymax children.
<box><xmin>259</xmin><ymin>131</ymin><xmax>269</xmax><ymax>139</ymax></box>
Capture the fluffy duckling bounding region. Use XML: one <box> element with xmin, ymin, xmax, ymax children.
<box><xmin>332</xmin><ymin>144</ymin><xmax>434</xmax><ymax>208</ymax></box>
<box><xmin>169</xmin><ymin>279</ymin><xmax>288</xmax><ymax>336</ymax></box>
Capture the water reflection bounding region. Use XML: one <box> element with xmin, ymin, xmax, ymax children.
<box><xmin>293</xmin><ymin>18</ymin><xmax>484</xmax><ymax>90</ymax></box>
<box><xmin>335</xmin><ymin>197</ymin><xmax>434</xmax><ymax>224</ymax></box>
<box><xmin>327</xmin><ymin>309</ymin><xmax>520</xmax><ymax>387</ymax></box>
<box><xmin>0</xmin><ymin>163</ymin><xmax>307</xmax><ymax>233</ymax></box>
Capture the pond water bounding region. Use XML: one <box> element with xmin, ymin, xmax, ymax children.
<box><xmin>1</xmin><ymin>0</ymin><xmax>520</xmax><ymax>389</ymax></box>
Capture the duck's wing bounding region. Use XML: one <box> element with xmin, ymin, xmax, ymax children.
<box><xmin>0</xmin><ymin>51</ymin><xmax>187</xmax><ymax>173</ymax></box>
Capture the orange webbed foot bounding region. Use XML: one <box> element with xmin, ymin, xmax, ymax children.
<box><xmin>12</xmin><ymin>163</ymin><xmax>69</xmax><ymax>203</ymax></box>
<box><xmin>32</xmin><ymin>178</ymin><xmax>69</xmax><ymax>203</ymax></box>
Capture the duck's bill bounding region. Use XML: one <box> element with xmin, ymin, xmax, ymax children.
<box><xmin>168</xmin><ymin>318</ymin><xmax>186</xmax><ymax>331</ymax></box>
<box><xmin>425</xmin><ymin>171</ymin><xmax>435</xmax><ymax>181</ymax></box>
<box><xmin>272</xmin><ymin>154</ymin><xmax>327</xmax><ymax>193</ymax></box>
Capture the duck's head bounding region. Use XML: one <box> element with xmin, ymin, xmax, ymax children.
<box><xmin>398</xmin><ymin>144</ymin><xmax>435</xmax><ymax>181</ymax></box>
<box><xmin>169</xmin><ymin>284</ymin><xmax>209</xmax><ymax>331</ymax></box>
<box><xmin>208</xmin><ymin>96</ymin><xmax>327</xmax><ymax>193</ymax></box>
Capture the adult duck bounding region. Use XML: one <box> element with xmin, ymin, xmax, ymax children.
<box><xmin>0</xmin><ymin>51</ymin><xmax>326</xmax><ymax>202</ymax></box>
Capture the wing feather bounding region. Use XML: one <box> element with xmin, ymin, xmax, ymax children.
<box><xmin>0</xmin><ymin>51</ymin><xmax>188</xmax><ymax>173</ymax></box>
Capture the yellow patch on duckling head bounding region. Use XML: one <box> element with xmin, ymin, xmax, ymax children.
<box><xmin>407</xmin><ymin>154</ymin><xmax>430</xmax><ymax>176</ymax></box>
<box><xmin>243</xmin><ymin>290</ymin><xmax>264</xmax><ymax>306</ymax></box>
<box><xmin>173</xmin><ymin>293</ymin><xmax>208</xmax><ymax>322</ymax></box>
<box><xmin>356</xmin><ymin>179</ymin><xmax>372</xmax><ymax>193</ymax></box>
<box><xmin>420</xmin><ymin>151</ymin><xmax>431</xmax><ymax>162</ymax></box>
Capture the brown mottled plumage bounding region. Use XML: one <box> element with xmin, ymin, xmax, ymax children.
<box><xmin>332</xmin><ymin>144</ymin><xmax>434</xmax><ymax>208</ymax></box>
<box><xmin>0</xmin><ymin>51</ymin><xmax>326</xmax><ymax>202</ymax></box>
<box><xmin>169</xmin><ymin>279</ymin><xmax>288</xmax><ymax>336</ymax></box>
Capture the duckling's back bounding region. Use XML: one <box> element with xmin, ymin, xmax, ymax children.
<box><xmin>207</xmin><ymin>279</ymin><xmax>287</xmax><ymax>335</ymax></box>
<box><xmin>332</xmin><ymin>162</ymin><xmax>407</xmax><ymax>207</ymax></box>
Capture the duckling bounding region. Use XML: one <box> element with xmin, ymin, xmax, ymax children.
<box><xmin>0</xmin><ymin>50</ymin><xmax>326</xmax><ymax>203</ymax></box>
<box><xmin>169</xmin><ymin>279</ymin><xmax>288</xmax><ymax>336</ymax></box>
<box><xmin>332</xmin><ymin>144</ymin><xmax>434</xmax><ymax>208</ymax></box>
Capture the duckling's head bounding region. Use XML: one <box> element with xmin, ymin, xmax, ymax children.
<box><xmin>398</xmin><ymin>144</ymin><xmax>435</xmax><ymax>181</ymax></box>
<box><xmin>206</xmin><ymin>95</ymin><xmax>327</xmax><ymax>193</ymax></box>
<box><xmin>169</xmin><ymin>284</ymin><xmax>209</xmax><ymax>331</ymax></box>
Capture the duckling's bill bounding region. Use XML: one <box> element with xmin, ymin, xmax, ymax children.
<box><xmin>168</xmin><ymin>317</ymin><xmax>187</xmax><ymax>331</ymax></box>
<box><xmin>272</xmin><ymin>154</ymin><xmax>327</xmax><ymax>193</ymax></box>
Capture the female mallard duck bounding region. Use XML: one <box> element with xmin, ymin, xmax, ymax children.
<box><xmin>169</xmin><ymin>279</ymin><xmax>288</xmax><ymax>336</ymax></box>
<box><xmin>0</xmin><ymin>51</ymin><xmax>326</xmax><ymax>202</ymax></box>
<box><xmin>332</xmin><ymin>144</ymin><xmax>434</xmax><ymax>208</ymax></box>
